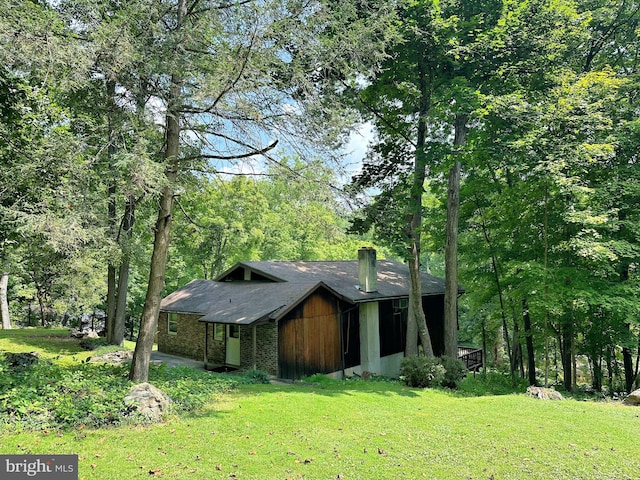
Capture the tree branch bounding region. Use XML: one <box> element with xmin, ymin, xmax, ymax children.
<box><xmin>181</xmin><ymin>139</ymin><xmax>278</xmax><ymax>162</ymax></box>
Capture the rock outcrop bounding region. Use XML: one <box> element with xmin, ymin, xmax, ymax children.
<box><xmin>623</xmin><ymin>389</ymin><xmax>640</xmax><ymax>406</ymax></box>
<box><xmin>89</xmin><ymin>350</ymin><xmax>133</xmax><ymax>364</ymax></box>
<box><xmin>123</xmin><ymin>383</ymin><xmax>171</xmax><ymax>422</ymax></box>
<box><xmin>526</xmin><ymin>386</ymin><xmax>564</xmax><ymax>401</ymax></box>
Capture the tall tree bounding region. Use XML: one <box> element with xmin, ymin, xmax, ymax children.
<box><xmin>128</xmin><ymin>0</ymin><xmax>396</xmax><ymax>382</ymax></box>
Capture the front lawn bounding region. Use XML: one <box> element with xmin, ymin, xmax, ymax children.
<box><xmin>0</xmin><ymin>329</ymin><xmax>638</xmax><ymax>479</ymax></box>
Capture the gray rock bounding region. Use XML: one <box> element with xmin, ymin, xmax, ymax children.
<box><xmin>123</xmin><ymin>383</ymin><xmax>171</xmax><ymax>422</ymax></box>
<box><xmin>623</xmin><ymin>389</ymin><xmax>640</xmax><ymax>406</ymax></box>
<box><xmin>89</xmin><ymin>350</ymin><xmax>133</xmax><ymax>364</ymax></box>
<box><xmin>526</xmin><ymin>386</ymin><xmax>564</xmax><ymax>401</ymax></box>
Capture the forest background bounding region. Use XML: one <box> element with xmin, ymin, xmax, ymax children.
<box><xmin>0</xmin><ymin>0</ymin><xmax>639</xmax><ymax>393</ymax></box>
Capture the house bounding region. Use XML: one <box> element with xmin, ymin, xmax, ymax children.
<box><xmin>158</xmin><ymin>247</ymin><xmax>464</xmax><ymax>380</ymax></box>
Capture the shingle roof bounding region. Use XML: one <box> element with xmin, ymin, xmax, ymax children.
<box><xmin>235</xmin><ymin>260</ymin><xmax>447</xmax><ymax>301</ymax></box>
<box><xmin>160</xmin><ymin>259</ymin><xmax>456</xmax><ymax>325</ymax></box>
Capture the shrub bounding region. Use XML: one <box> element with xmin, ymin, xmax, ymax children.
<box><xmin>0</xmin><ymin>357</ymin><xmax>244</xmax><ymax>430</ymax></box>
<box><xmin>243</xmin><ymin>369</ymin><xmax>271</xmax><ymax>384</ymax></box>
<box><xmin>400</xmin><ymin>355</ymin><xmax>445</xmax><ymax>388</ymax></box>
<box><xmin>149</xmin><ymin>365</ymin><xmax>243</xmax><ymax>412</ymax></box>
<box><xmin>79</xmin><ymin>336</ymin><xmax>109</xmax><ymax>350</ymax></box>
<box><xmin>440</xmin><ymin>356</ymin><xmax>468</xmax><ymax>389</ymax></box>
<box><xmin>457</xmin><ymin>371</ymin><xmax>528</xmax><ymax>396</ymax></box>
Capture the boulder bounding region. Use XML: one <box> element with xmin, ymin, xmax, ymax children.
<box><xmin>123</xmin><ymin>383</ymin><xmax>171</xmax><ymax>422</ymax></box>
<box><xmin>623</xmin><ymin>389</ymin><xmax>640</xmax><ymax>406</ymax></box>
<box><xmin>526</xmin><ymin>386</ymin><xmax>564</xmax><ymax>401</ymax></box>
<box><xmin>89</xmin><ymin>350</ymin><xmax>133</xmax><ymax>364</ymax></box>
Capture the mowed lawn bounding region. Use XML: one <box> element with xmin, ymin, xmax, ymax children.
<box><xmin>1</xmin><ymin>330</ymin><xmax>639</xmax><ymax>479</ymax></box>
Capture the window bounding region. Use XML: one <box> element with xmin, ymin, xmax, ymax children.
<box><xmin>393</xmin><ymin>298</ymin><xmax>408</xmax><ymax>310</ymax></box>
<box><xmin>214</xmin><ymin>323</ymin><xmax>224</xmax><ymax>340</ymax></box>
<box><xmin>228</xmin><ymin>324</ymin><xmax>240</xmax><ymax>339</ymax></box>
<box><xmin>380</xmin><ymin>300</ymin><xmax>407</xmax><ymax>357</ymax></box>
<box><xmin>168</xmin><ymin>313</ymin><xmax>178</xmax><ymax>335</ymax></box>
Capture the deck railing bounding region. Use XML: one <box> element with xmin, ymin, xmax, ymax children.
<box><xmin>457</xmin><ymin>346</ymin><xmax>483</xmax><ymax>372</ymax></box>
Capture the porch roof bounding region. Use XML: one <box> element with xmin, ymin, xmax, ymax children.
<box><xmin>160</xmin><ymin>279</ymin><xmax>339</xmax><ymax>325</ymax></box>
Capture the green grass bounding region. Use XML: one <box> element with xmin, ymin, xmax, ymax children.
<box><xmin>0</xmin><ymin>328</ymin><xmax>141</xmax><ymax>364</ymax></box>
<box><xmin>1</xmin><ymin>329</ymin><xmax>639</xmax><ymax>479</ymax></box>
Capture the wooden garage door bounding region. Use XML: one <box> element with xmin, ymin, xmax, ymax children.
<box><xmin>278</xmin><ymin>291</ymin><xmax>341</xmax><ymax>380</ymax></box>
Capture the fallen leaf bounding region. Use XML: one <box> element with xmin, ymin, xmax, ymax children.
<box><xmin>249</xmin><ymin>450</ymin><xmax>256</xmax><ymax>455</ymax></box>
<box><xmin>216</xmin><ymin>465</ymin><xmax>223</xmax><ymax>471</ymax></box>
<box><xmin>90</xmin><ymin>464</ymin><xmax>97</xmax><ymax>470</ymax></box>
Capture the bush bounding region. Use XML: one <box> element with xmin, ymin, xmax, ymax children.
<box><xmin>0</xmin><ymin>357</ymin><xmax>244</xmax><ymax>430</ymax></box>
<box><xmin>441</xmin><ymin>356</ymin><xmax>468</xmax><ymax>389</ymax></box>
<box><xmin>242</xmin><ymin>369</ymin><xmax>271</xmax><ymax>384</ymax></box>
<box><xmin>79</xmin><ymin>336</ymin><xmax>109</xmax><ymax>350</ymax></box>
<box><xmin>457</xmin><ymin>371</ymin><xmax>528</xmax><ymax>396</ymax></box>
<box><xmin>400</xmin><ymin>356</ymin><xmax>445</xmax><ymax>388</ymax></box>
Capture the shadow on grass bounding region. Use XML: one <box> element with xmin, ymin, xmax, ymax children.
<box><xmin>0</xmin><ymin>328</ymin><xmax>84</xmax><ymax>356</ymax></box>
<box><xmin>237</xmin><ymin>379</ymin><xmax>422</xmax><ymax>399</ymax></box>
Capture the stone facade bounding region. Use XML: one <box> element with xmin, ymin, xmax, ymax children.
<box><xmin>238</xmin><ymin>323</ymin><xmax>278</xmax><ymax>375</ymax></box>
<box><xmin>158</xmin><ymin>313</ymin><xmax>276</xmax><ymax>373</ymax></box>
<box><xmin>205</xmin><ymin>324</ymin><xmax>225</xmax><ymax>366</ymax></box>
<box><xmin>157</xmin><ymin>312</ymin><xmax>206</xmax><ymax>360</ymax></box>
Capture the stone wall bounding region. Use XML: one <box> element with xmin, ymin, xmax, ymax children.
<box><xmin>157</xmin><ymin>312</ymin><xmax>205</xmax><ymax>360</ymax></box>
<box><xmin>205</xmin><ymin>324</ymin><xmax>225</xmax><ymax>366</ymax></box>
<box><xmin>239</xmin><ymin>322</ymin><xmax>278</xmax><ymax>375</ymax></box>
<box><xmin>158</xmin><ymin>314</ymin><xmax>277</xmax><ymax>373</ymax></box>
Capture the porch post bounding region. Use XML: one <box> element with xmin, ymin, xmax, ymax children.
<box><xmin>359</xmin><ymin>301</ymin><xmax>380</xmax><ymax>374</ymax></box>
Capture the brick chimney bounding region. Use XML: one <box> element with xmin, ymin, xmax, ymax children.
<box><xmin>358</xmin><ymin>247</ymin><xmax>377</xmax><ymax>293</ymax></box>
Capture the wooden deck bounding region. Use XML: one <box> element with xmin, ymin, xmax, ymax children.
<box><xmin>457</xmin><ymin>346</ymin><xmax>483</xmax><ymax>372</ymax></box>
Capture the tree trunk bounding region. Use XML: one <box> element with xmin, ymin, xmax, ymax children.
<box><xmin>129</xmin><ymin>152</ymin><xmax>179</xmax><ymax>382</ymax></box>
<box><xmin>591</xmin><ymin>353</ymin><xmax>603</xmax><ymax>392</ymax></box>
<box><xmin>405</xmin><ymin>57</ymin><xmax>433</xmax><ymax>358</ymax></box>
<box><xmin>635</xmin><ymin>337</ymin><xmax>640</xmax><ymax>389</ymax></box>
<box><xmin>408</xmin><ymin>249</ymin><xmax>433</xmax><ymax>357</ymax></box>
<box><xmin>623</xmin><ymin>346</ymin><xmax>635</xmax><ymax>393</ymax></box>
<box><xmin>405</xmin><ymin>290</ymin><xmax>419</xmax><ymax>356</ymax></box>
<box><xmin>560</xmin><ymin>320</ymin><xmax>573</xmax><ymax>391</ymax></box>
<box><xmin>443</xmin><ymin>114</ymin><xmax>465</xmax><ymax>359</ymax></box>
<box><xmin>106</xmin><ymin>79</ymin><xmax>118</xmax><ymax>344</ymax></box>
<box><xmin>129</xmin><ymin>0</ymin><xmax>186</xmax><ymax>382</ymax></box>
<box><xmin>106</xmin><ymin>265</ymin><xmax>117</xmax><ymax>342</ymax></box>
<box><xmin>511</xmin><ymin>314</ymin><xmax>523</xmax><ymax>381</ymax></box>
<box><xmin>113</xmin><ymin>198</ymin><xmax>135</xmax><ymax>346</ymax></box>
<box><xmin>0</xmin><ymin>272</ymin><xmax>11</xmax><ymax>329</ymax></box>
<box><xmin>36</xmin><ymin>289</ymin><xmax>46</xmax><ymax>327</ymax></box>
<box><xmin>477</xmin><ymin>205</ymin><xmax>512</xmax><ymax>370</ymax></box>
<box><xmin>523</xmin><ymin>298</ymin><xmax>536</xmax><ymax>386</ymax></box>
